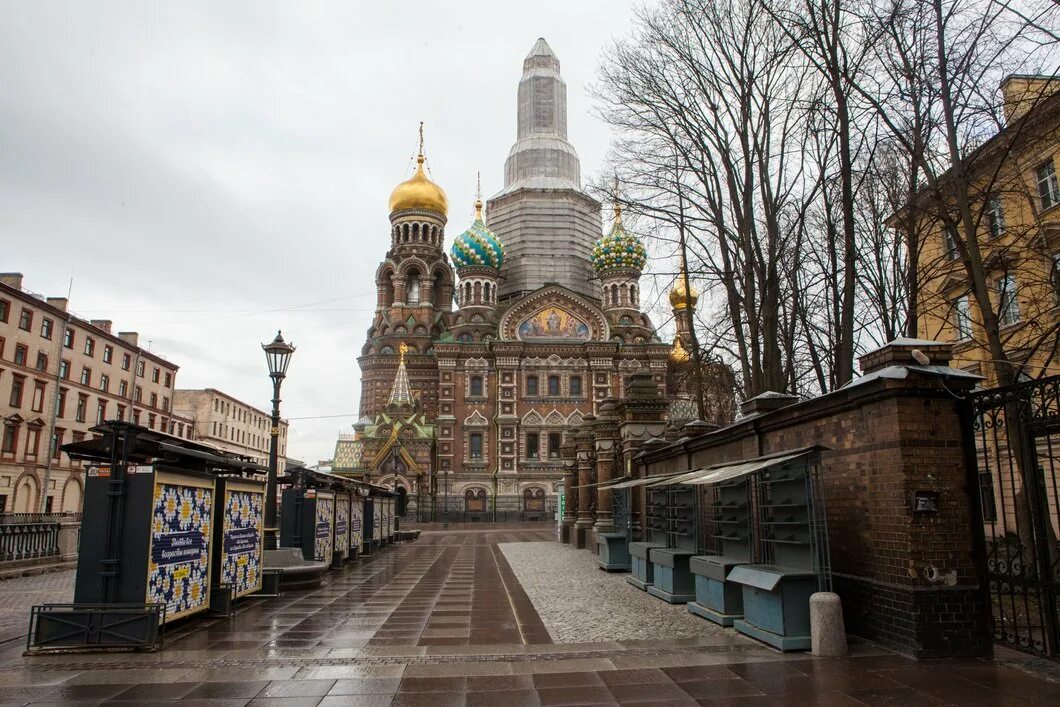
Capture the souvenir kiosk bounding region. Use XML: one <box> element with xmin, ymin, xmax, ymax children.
<box><xmin>595</xmin><ymin>474</ymin><xmax>633</xmax><ymax>572</ymax></box>
<box><xmin>28</xmin><ymin>421</ymin><xmax>265</xmax><ymax>651</ymax></box>
<box><xmin>279</xmin><ymin>466</ymin><xmax>363</xmax><ymax>565</ymax></box>
<box><xmin>626</xmin><ymin>481</ymin><xmax>670</xmax><ymax>590</ymax></box>
<box><xmin>334</xmin><ymin>490</ymin><xmax>352</xmax><ymax>567</ymax></box>
<box><xmin>349</xmin><ymin>489</ymin><xmax>365</xmax><ymax>560</ymax></box>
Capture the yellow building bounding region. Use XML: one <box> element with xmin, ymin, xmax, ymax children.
<box><xmin>915</xmin><ymin>75</ymin><xmax>1060</xmax><ymax>386</ymax></box>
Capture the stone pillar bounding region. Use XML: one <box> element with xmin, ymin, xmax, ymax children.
<box><xmin>574</xmin><ymin>415</ymin><xmax>596</xmax><ymax>549</ymax></box>
<box><xmin>593</xmin><ymin>399</ymin><xmax>620</xmax><ymax>534</ymax></box>
<box><xmin>615</xmin><ymin>373</ymin><xmax>669</xmax><ymax>542</ymax></box>
<box><xmin>560</xmin><ymin>435</ymin><xmax>578</xmax><ymax>545</ymax></box>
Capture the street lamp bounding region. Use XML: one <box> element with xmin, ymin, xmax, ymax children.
<box><xmin>262</xmin><ymin>330</ymin><xmax>295</xmax><ymax>551</ymax></box>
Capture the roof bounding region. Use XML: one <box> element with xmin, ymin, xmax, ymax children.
<box><xmin>645</xmin><ymin>446</ymin><xmax>826</xmax><ymax>488</ymax></box>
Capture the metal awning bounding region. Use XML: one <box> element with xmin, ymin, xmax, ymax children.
<box><xmin>571</xmin><ymin>475</ymin><xmax>631</xmax><ymax>490</ymax></box>
<box><xmin>605</xmin><ymin>471</ymin><xmax>689</xmax><ymax>490</ymax></box>
<box><xmin>647</xmin><ymin>446</ymin><xmax>825</xmax><ymax>488</ymax></box>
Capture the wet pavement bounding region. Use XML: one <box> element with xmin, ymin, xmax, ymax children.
<box><xmin>0</xmin><ymin>526</ymin><xmax>1058</xmax><ymax>705</ymax></box>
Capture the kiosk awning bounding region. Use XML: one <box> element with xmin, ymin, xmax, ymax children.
<box><xmin>605</xmin><ymin>471</ymin><xmax>689</xmax><ymax>490</ymax></box>
<box><xmin>647</xmin><ymin>447</ymin><xmax>825</xmax><ymax>488</ymax></box>
<box><xmin>571</xmin><ymin>475</ymin><xmax>631</xmax><ymax>490</ymax></box>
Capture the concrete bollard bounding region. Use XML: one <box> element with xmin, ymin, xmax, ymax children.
<box><xmin>810</xmin><ymin>592</ymin><xmax>848</xmax><ymax>657</ymax></box>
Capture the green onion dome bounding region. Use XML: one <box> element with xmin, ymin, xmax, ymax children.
<box><xmin>592</xmin><ymin>204</ymin><xmax>647</xmax><ymax>273</ymax></box>
<box><xmin>451</xmin><ymin>199</ymin><xmax>505</xmax><ymax>270</ymax></box>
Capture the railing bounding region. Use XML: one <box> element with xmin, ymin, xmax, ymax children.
<box><xmin>0</xmin><ymin>513</ymin><xmax>80</xmax><ymax>562</ymax></box>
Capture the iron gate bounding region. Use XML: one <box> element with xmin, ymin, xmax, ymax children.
<box><xmin>966</xmin><ymin>376</ymin><xmax>1060</xmax><ymax>658</ymax></box>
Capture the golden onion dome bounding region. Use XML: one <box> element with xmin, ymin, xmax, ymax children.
<box><xmin>669</xmin><ymin>336</ymin><xmax>691</xmax><ymax>364</ymax></box>
<box><xmin>389</xmin><ymin>153</ymin><xmax>448</xmax><ymax>216</ymax></box>
<box><xmin>669</xmin><ymin>277</ymin><xmax>699</xmax><ymax>309</ymax></box>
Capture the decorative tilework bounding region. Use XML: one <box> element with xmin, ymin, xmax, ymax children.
<box><xmin>351</xmin><ymin>499</ymin><xmax>364</xmax><ymax>553</ymax></box>
<box><xmin>451</xmin><ymin>218</ymin><xmax>505</xmax><ymax>269</ymax></box>
<box><xmin>147</xmin><ymin>479</ymin><xmax>214</xmax><ymax>621</ymax></box>
<box><xmin>335</xmin><ymin>495</ymin><xmax>350</xmax><ymax>559</ymax></box>
<box><xmin>592</xmin><ymin>222</ymin><xmax>647</xmax><ymax>272</ymax></box>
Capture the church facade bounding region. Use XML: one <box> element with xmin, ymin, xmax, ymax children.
<box><xmin>333</xmin><ymin>38</ymin><xmax>698</xmax><ymax>518</ymax></box>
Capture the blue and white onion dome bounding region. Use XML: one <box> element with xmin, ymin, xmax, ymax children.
<box><xmin>450</xmin><ymin>198</ymin><xmax>505</xmax><ymax>270</ymax></box>
<box><xmin>592</xmin><ymin>202</ymin><xmax>647</xmax><ymax>273</ymax></box>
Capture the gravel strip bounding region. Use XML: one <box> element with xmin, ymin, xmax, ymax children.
<box><xmin>499</xmin><ymin>541</ymin><xmax>729</xmax><ymax>643</ymax></box>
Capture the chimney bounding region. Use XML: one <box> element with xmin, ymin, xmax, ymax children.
<box><xmin>739</xmin><ymin>391</ymin><xmax>799</xmax><ymax>417</ymax></box>
<box><xmin>118</xmin><ymin>331</ymin><xmax>139</xmax><ymax>347</ymax></box>
<box><xmin>859</xmin><ymin>338</ymin><xmax>953</xmax><ymax>375</ymax></box>
<box><xmin>90</xmin><ymin>319</ymin><xmax>113</xmax><ymax>333</ymax></box>
<box><xmin>0</xmin><ymin>273</ymin><xmax>24</xmax><ymax>290</ymax></box>
<box><xmin>1000</xmin><ymin>74</ymin><xmax>1060</xmax><ymax>124</ymax></box>
<box><xmin>46</xmin><ymin>297</ymin><xmax>68</xmax><ymax>312</ymax></box>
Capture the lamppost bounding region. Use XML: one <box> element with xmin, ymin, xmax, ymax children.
<box><xmin>262</xmin><ymin>330</ymin><xmax>295</xmax><ymax>551</ymax></box>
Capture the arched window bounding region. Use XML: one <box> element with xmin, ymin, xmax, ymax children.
<box><xmin>631</xmin><ymin>284</ymin><xmax>639</xmax><ymax>307</ymax></box>
<box><xmin>611</xmin><ymin>284</ymin><xmax>619</xmax><ymax>306</ymax></box>
<box><xmin>473</xmin><ymin>281</ymin><xmax>482</xmax><ymax>304</ymax></box>
<box><xmin>483</xmin><ymin>282</ymin><xmax>491</xmax><ymax>303</ymax></box>
<box><xmin>407</xmin><ymin>270</ymin><xmax>421</xmax><ymax>305</ymax></box>
<box><xmin>469</xmin><ymin>375</ymin><xmax>484</xmax><ymax>397</ymax></box>
<box><xmin>547</xmin><ymin>375</ymin><xmax>560</xmax><ymax>396</ymax></box>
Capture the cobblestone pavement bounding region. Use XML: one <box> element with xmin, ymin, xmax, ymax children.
<box><xmin>0</xmin><ymin>527</ymin><xmax>1057</xmax><ymax>705</ymax></box>
<box><xmin>500</xmin><ymin>542</ymin><xmax>726</xmax><ymax>643</ymax></box>
<box><xmin>0</xmin><ymin>571</ymin><xmax>74</xmax><ymax>645</ymax></box>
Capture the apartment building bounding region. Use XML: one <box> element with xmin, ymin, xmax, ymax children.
<box><xmin>0</xmin><ymin>273</ymin><xmax>191</xmax><ymax>513</ymax></box>
<box><xmin>914</xmin><ymin>76</ymin><xmax>1060</xmax><ymax>386</ymax></box>
<box><xmin>173</xmin><ymin>388</ymin><xmax>288</xmax><ymax>471</ymax></box>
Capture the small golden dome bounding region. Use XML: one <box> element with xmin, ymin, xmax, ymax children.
<box><xmin>669</xmin><ymin>336</ymin><xmax>691</xmax><ymax>363</ymax></box>
<box><xmin>389</xmin><ymin>154</ymin><xmax>448</xmax><ymax>216</ymax></box>
<box><xmin>669</xmin><ymin>278</ymin><xmax>699</xmax><ymax>309</ymax></box>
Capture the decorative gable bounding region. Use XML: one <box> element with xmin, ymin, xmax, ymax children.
<box><xmin>498</xmin><ymin>285</ymin><xmax>610</xmax><ymax>342</ymax></box>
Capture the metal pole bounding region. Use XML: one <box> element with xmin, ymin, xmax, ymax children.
<box><xmin>264</xmin><ymin>376</ymin><xmax>282</xmax><ymax>551</ymax></box>
<box><xmin>442</xmin><ymin>469</ymin><xmax>449</xmax><ymax>529</ymax></box>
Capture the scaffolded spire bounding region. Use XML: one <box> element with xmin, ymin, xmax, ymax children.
<box><xmin>387</xmin><ymin>342</ymin><xmax>414</xmax><ymax>407</ymax></box>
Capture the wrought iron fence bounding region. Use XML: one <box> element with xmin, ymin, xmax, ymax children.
<box><xmin>965</xmin><ymin>375</ymin><xmax>1060</xmax><ymax>658</ymax></box>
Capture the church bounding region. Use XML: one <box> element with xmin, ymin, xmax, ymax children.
<box><xmin>332</xmin><ymin>38</ymin><xmax>700</xmax><ymax>518</ymax></box>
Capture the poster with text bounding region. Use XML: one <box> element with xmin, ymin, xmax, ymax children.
<box><xmin>314</xmin><ymin>495</ymin><xmax>335</xmax><ymax>562</ymax></box>
<box><xmin>350</xmin><ymin>499</ymin><xmax>363</xmax><ymax>553</ymax></box>
<box><xmin>334</xmin><ymin>495</ymin><xmax>350</xmax><ymax>559</ymax></box>
<box><xmin>220</xmin><ymin>484</ymin><xmax>264</xmax><ymax>597</ymax></box>
<box><xmin>147</xmin><ymin>474</ymin><xmax>214</xmax><ymax>622</ymax></box>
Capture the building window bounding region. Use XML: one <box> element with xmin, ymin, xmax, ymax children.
<box><xmin>548</xmin><ymin>432</ymin><xmax>562</xmax><ymax>459</ymax></box>
<box><xmin>99</xmin><ymin>374</ymin><xmax>109</xmax><ymax>392</ymax></box>
<box><xmin>526</xmin><ymin>375</ymin><xmax>538</xmax><ymax>396</ymax></box>
<box><xmin>162</xmin><ymin>396</ymin><xmax>169</xmax><ymax>411</ymax></box>
<box><xmin>151</xmin><ymin>367</ymin><xmax>159</xmax><ymax>383</ymax></box>
<box><xmin>18</xmin><ymin>308</ymin><xmax>32</xmax><ymax>331</ymax></box>
<box><xmin>954</xmin><ymin>296</ymin><xmax>972</xmax><ymax>340</ymax></box>
<box><xmin>1038</xmin><ymin>159</ymin><xmax>1059</xmax><ymax>210</ymax></box>
<box><xmin>0</xmin><ymin>298</ymin><xmax>8</xmax><ymax>322</ymax></box>
<box><xmin>135</xmin><ymin>385</ymin><xmax>142</xmax><ymax>402</ymax></box>
<box><xmin>25</xmin><ymin>426</ymin><xmax>40</xmax><ymax>458</ymax></box>
<box><xmin>96</xmin><ymin>400</ymin><xmax>107</xmax><ymax>424</ymax></box>
<box><xmin>40</xmin><ymin>318</ymin><xmax>53</xmax><ymax>340</ymax></box>
<box><xmin>51</xmin><ymin>429</ymin><xmax>64</xmax><ymax>460</ymax></box>
<box><xmin>132</xmin><ymin>409</ymin><xmax>140</xmax><ymax>425</ymax></box>
<box><xmin>9</xmin><ymin>375</ymin><xmax>25</xmax><ymax>407</ymax></box>
<box><xmin>57</xmin><ymin>388</ymin><xmax>67</xmax><ymax>417</ymax></box>
<box><xmin>469</xmin><ymin>432</ymin><xmax>484</xmax><ymax>460</ymax></box>
<box><xmin>31</xmin><ymin>381</ymin><xmax>45</xmax><ymax>412</ymax></box>
<box><xmin>84</xmin><ymin>337</ymin><xmax>94</xmax><ymax>356</ymax></box>
<box><xmin>942</xmin><ymin>224</ymin><xmax>959</xmax><ymax>260</ymax></box>
<box><xmin>469</xmin><ymin>375</ymin><xmax>484</xmax><ymax>397</ymax></box>
<box><xmin>122</xmin><ymin>353</ymin><xmax>131</xmax><ymax>370</ymax></box>
<box><xmin>14</xmin><ymin>344</ymin><xmax>27</xmax><ymax>366</ymax></box>
<box><xmin>103</xmin><ymin>345</ymin><xmax>112</xmax><ymax>364</ymax></box>
<box><xmin>150</xmin><ymin>392</ymin><xmax>157</xmax><ymax>408</ymax></box>
<box><xmin>116</xmin><ymin>404</ymin><xmax>125</xmax><ymax>421</ymax></box>
<box><xmin>1</xmin><ymin>424</ymin><xmax>17</xmax><ymax>455</ymax></box>
<box><xmin>75</xmin><ymin>395</ymin><xmax>87</xmax><ymax>422</ymax></box>
<box><xmin>136</xmin><ymin>360</ymin><xmax>145</xmax><ymax>377</ymax></box>
<box><xmin>526</xmin><ymin>432</ymin><xmax>540</xmax><ymax>460</ymax></box>
<box><xmin>63</xmin><ymin>328</ymin><xmax>74</xmax><ymax>349</ymax></box>
<box><xmin>998</xmin><ymin>274</ymin><xmax>1020</xmax><ymax>326</ymax></box>
<box><xmin>119</xmin><ymin>380</ymin><xmax>128</xmax><ymax>397</ymax></box>
<box><xmin>59</xmin><ymin>359</ymin><xmax>69</xmax><ymax>379</ymax></box>
<box><xmin>80</xmin><ymin>367</ymin><xmax>91</xmax><ymax>386</ymax></box>
<box><xmin>35</xmin><ymin>352</ymin><xmax>47</xmax><ymax>371</ymax></box>
<box><xmin>986</xmin><ymin>196</ymin><xmax>1005</xmax><ymax>238</ymax></box>
<box><xmin>547</xmin><ymin>375</ymin><xmax>560</xmax><ymax>396</ymax></box>
<box><xmin>164</xmin><ymin>371</ymin><xmax>171</xmax><ymax>387</ymax></box>
<box><xmin>570</xmin><ymin>376</ymin><xmax>583</xmax><ymax>397</ymax></box>
<box><xmin>148</xmin><ymin>413</ymin><xmax>156</xmax><ymax>429</ymax></box>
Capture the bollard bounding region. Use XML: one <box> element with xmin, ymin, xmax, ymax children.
<box><xmin>810</xmin><ymin>592</ymin><xmax>848</xmax><ymax>657</ymax></box>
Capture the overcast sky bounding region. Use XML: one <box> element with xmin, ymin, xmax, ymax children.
<box><xmin>0</xmin><ymin>1</ymin><xmax>653</xmax><ymax>464</ymax></box>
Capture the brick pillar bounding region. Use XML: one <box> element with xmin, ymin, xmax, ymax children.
<box><xmin>560</xmin><ymin>435</ymin><xmax>578</xmax><ymax>545</ymax></box>
<box><xmin>593</xmin><ymin>399</ymin><xmax>620</xmax><ymax>534</ymax></box>
<box><xmin>574</xmin><ymin>415</ymin><xmax>596</xmax><ymax>549</ymax></box>
<box><xmin>615</xmin><ymin>373</ymin><xmax>669</xmax><ymax>542</ymax></box>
